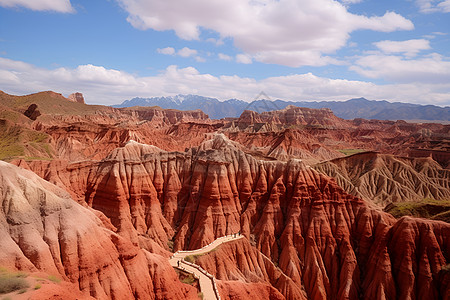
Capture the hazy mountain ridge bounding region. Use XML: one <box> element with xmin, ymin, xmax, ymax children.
<box><xmin>115</xmin><ymin>95</ymin><xmax>450</xmax><ymax>121</ymax></box>
<box><xmin>114</xmin><ymin>94</ymin><xmax>248</xmax><ymax>119</ymax></box>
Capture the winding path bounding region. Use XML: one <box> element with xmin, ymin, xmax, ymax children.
<box><xmin>169</xmin><ymin>234</ymin><xmax>244</xmax><ymax>300</ymax></box>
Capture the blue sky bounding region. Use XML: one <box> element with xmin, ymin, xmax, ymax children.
<box><xmin>0</xmin><ymin>0</ymin><xmax>449</xmax><ymax>106</ymax></box>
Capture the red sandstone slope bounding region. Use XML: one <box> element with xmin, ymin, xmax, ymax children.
<box><xmin>313</xmin><ymin>152</ymin><xmax>450</xmax><ymax>207</ymax></box>
<box><xmin>35</xmin><ymin>134</ymin><xmax>449</xmax><ymax>300</ymax></box>
<box><xmin>226</xmin><ymin>129</ymin><xmax>343</xmax><ymax>162</ymax></box>
<box><xmin>0</xmin><ymin>161</ymin><xmax>198</xmax><ymax>300</ymax></box>
<box><xmin>0</xmin><ymin>91</ymin><xmax>219</xmax><ymax>162</ymax></box>
<box><xmin>194</xmin><ymin>238</ymin><xmax>306</xmax><ymax>299</ymax></box>
<box><xmin>2</xmin><ymin>91</ymin><xmax>450</xmax><ymax>299</ymax></box>
<box><xmin>33</xmin><ymin>107</ymin><xmax>215</xmax><ymax>161</ymax></box>
<box><xmin>221</xmin><ymin>106</ymin><xmax>449</xmax><ymax>164</ymax></box>
<box><xmin>2</xmin><ymin>90</ymin><xmax>448</xmax><ymax>165</ymax></box>
<box><xmin>235</xmin><ymin>106</ymin><xmax>349</xmax><ymax>129</ymax></box>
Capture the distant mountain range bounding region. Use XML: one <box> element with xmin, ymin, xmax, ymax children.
<box><xmin>114</xmin><ymin>95</ymin><xmax>450</xmax><ymax>121</ymax></box>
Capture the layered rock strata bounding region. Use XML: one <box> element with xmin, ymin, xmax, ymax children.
<box><xmin>28</xmin><ymin>134</ymin><xmax>449</xmax><ymax>300</ymax></box>
<box><xmin>0</xmin><ymin>161</ymin><xmax>198</xmax><ymax>299</ymax></box>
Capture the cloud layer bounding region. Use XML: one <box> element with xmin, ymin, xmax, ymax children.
<box><xmin>0</xmin><ymin>0</ymin><xmax>74</xmax><ymax>12</ymax></box>
<box><xmin>1</xmin><ymin>57</ymin><xmax>449</xmax><ymax>106</ymax></box>
<box><xmin>374</xmin><ymin>39</ymin><xmax>431</xmax><ymax>57</ymax></box>
<box><xmin>351</xmin><ymin>52</ymin><xmax>450</xmax><ymax>84</ymax></box>
<box><xmin>117</xmin><ymin>0</ymin><xmax>413</xmax><ymax>67</ymax></box>
<box><xmin>416</xmin><ymin>0</ymin><xmax>450</xmax><ymax>13</ymax></box>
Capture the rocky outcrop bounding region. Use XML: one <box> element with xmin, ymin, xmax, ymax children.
<box><xmin>0</xmin><ymin>161</ymin><xmax>198</xmax><ymax>300</ymax></box>
<box><xmin>23</xmin><ymin>103</ymin><xmax>41</xmax><ymax>120</ymax></box>
<box><xmin>67</xmin><ymin>92</ymin><xmax>85</xmax><ymax>104</ymax></box>
<box><xmin>234</xmin><ymin>106</ymin><xmax>349</xmax><ymax>130</ymax></box>
<box><xmin>120</xmin><ymin>106</ymin><xmax>211</xmax><ymax>124</ymax></box>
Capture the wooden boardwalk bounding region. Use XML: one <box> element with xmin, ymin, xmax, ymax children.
<box><xmin>169</xmin><ymin>234</ymin><xmax>244</xmax><ymax>300</ymax></box>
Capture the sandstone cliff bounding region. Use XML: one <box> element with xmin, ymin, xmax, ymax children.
<box><xmin>30</xmin><ymin>134</ymin><xmax>449</xmax><ymax>300</ymax></box>
<box><xmin>0</xmin><ymin>161</ymin><xmax>198</xmax><ymax>299</ymax></box>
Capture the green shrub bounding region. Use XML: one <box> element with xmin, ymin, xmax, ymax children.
<box><xmin>184</xmin><ymin>255</ymin><xmax>195</xmax><ymax>263</ymax></box>
<box><xmin>181</xmin><ymin>275</ymin><xmax>196</xmax><ymax>285</ymax></box>
<box><xmin>0</xmin><ymin>274</ymin><xmax>30</xmax><ymax>294</ymax></box>
<box><xmin>167</xmin><ymin>241</ymin><xmax>174</xmax><ymax>252</ymax></box>
<box><xmin>47</xmin><ymin>275</ymin><xmax>61</xmax><ymax>283</ymax></box>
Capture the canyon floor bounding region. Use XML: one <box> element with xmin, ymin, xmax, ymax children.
<box><xmin>0</xmin><ymin>91</ymin><xmax>449</xmax><ymax>300</ymax></box>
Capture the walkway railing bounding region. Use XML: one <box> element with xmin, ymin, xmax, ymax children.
<box><xmin>170</xmin><ymin>233</ymin><xmax>243</xmax><ymax>300</ymax></box>
<box><xmin>171</xmin><ymin>233</ymin><xmax>243</xmax><ymax>257</ymax></box>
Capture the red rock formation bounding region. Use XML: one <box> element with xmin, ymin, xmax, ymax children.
<box><xmin>0</xmin><ymin>161</ymin><xmax>198</xmax><ymax>300</ymax></box>
<box><xmin>225</xmin><ymin>107</ymin><xmax>449</xmax><ymax>161</ymax></box>
<box><xmin>236</xmin><ymin>106</ymin><xmax>349</xmax><ymax>129</ymax></box>
<box><xmin>23</xmin><ymin>103</ymin><xmax>41</xmax><ymax>120</ymax></box>
<box><xmin>67</xmin><ymin>92</ymin><xmax>85</xmax><ymax>104</ymax></box>
<box><xmin>31</xmin><ymin>109</ymin><xmax>215</xmax><ymax>161</ymax></box>
<box><xmin>195</xmin><ymin>238</ymin><xmax>307</xmax><ymax>299</ymax></box>
<box><xmin>226</xmin><ymin>128</ymin><xmax>343</xmax><ymax>163</ymax></box>
<box><xmin>218</xmin><ymin>280</ymin><xmax>285</xmax><ymax>300</ymax></box>
<box><xmin>2</xmin><ymin>90</ymin><xmax>448</xmax><ymax>164</ymax></box>
<box><xmin>56</xmin><ymin>134</ymin><xmax>449</xmax><ymax>299</ymax></box>
<box><xmin>2</xmin><ymin>90</ymin><xmax>449</xmax><ymax>299</ymax></box>
<box><xmin>120</xmin><ymin>106</ymin><xmax>211</xmax><ymax>124</ymax></box>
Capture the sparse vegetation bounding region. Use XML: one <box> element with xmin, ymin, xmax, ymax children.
<box><xmin>0</xmin><ymin>268</ymin><xmax>30</xmax><ymax>294</ymax></box>
<box><xmin>384</xmin><ymin>198</ymin><xmax>450</xmax><ymax>222</ymax></box>
<box><xmin>198</xmin><ymin>292</ymin><xmax>204</xmax><ymax>299</ymax></box>
<box><xmin>184</xmin><ymin>255</ymin><xmax>195</xmax><ymax>263</ymax></box>
<box><xmin>184</xmin><ymin>246</ymin><xmax>219</xmax><ymax>264</ymax></box>
<box><xmin>175</xmin><ymin>269</ymin><xmax>198</xmax><ymax>287</ymax></box>
<box><xmin>34</xmin><ymin>283</ymin><xmax>41</xmax><ymax>290</ymax></box>
<box><xmin>338</xmin><ymin>149</ymin><xmax>366</xmax><ymax>156</ymax></box>
<box><xmin>181</xmin><ymin>274</ymin><xmax>196</xmax><ymax>285</ymax></box>
<box><xmin>167</xmin><ymin>240</ymin><xmax>174</xmax><ymax>252</ymax></box>
<box><xmin>440</xmin><ymin>264</ymin><xmax>450</xmax><ymax>274</ymax></box>
<box><xmin>0</xmin><ymin>119</ymin><xmax>53</xmax><ymax>161</ymax></box>
<box><xmin>47</xmin><ymin>275</ymin><xmax>61</xmax><ymax>283</ymax></box>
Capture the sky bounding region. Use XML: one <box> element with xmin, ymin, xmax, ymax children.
<box><xmin>0</xmin><ymin>0</ymin><xmax>449</xmax><ymax>106</ymax></box>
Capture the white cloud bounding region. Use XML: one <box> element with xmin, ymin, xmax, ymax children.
<box><xmin>218</xmin><ymin>53</ymin><xmax>232</xmax><ymax>61</ymax></box>
<box><xmin>206</xmin><ymin>38</ymin><xmax>224</xmax><ymax>46</ymax></box>
<box><xmin>416</xmin><ymin>0</ymin><xmax>450</xmax><ymax>12</ymax></box>
<box><xmin>1</xmin><ymin>57</ymin><xmax>449</xmax><ymax>107</ymax></box>
<box><xmin>236</xmin><ymin>54</ymin><xmax>252</xmax><ymax>64</ymax></box>
<box><xmin>351</xmin><ymin>53</ymin><xmax>450</xmax><ymax>84</ymax></box>
<box><xmin>116</xmin><ymin>0</ymin><xmax>413</xmax><ymax>67</ymax></box>
<box><xmin>374</xmin><ymin>39</ymin><xmax>431</xmax><ymax>57</ymax></box>
<box><xmin>195</xmin><ymin>56</ymin><xmax>206</xmax><ymax>62</ymax></box>
<box><xmin>177</xmin><ymin>47</ymin><xmax>197</xmax><ymax>57</ymax></box>
<box><xmin>158</xmin><ymin>47</ymin><xmax>204</xmax><ymax>61</ymax></box>
<box><xmin>438</xmin><ymin>0</ymin><xmax>450</xmax><ymax>11</ymax></box>
<box><xmin>157</xmin><ymin>47</ymin><xmax>175</xmax><ymax>55</ymax></box>
<box><xmin>0</xmin><ymin>0</ymin><xmax>74</xmax><ymax>13</ymax></box>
